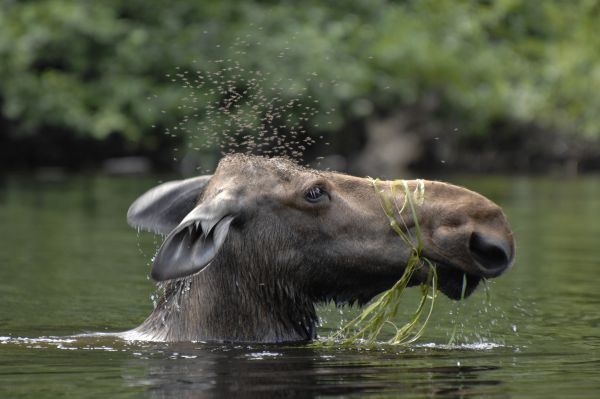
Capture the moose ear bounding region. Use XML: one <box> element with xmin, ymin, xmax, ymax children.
<box><xmin>127</xmin><ymin>175</ymin><xmax>212</xmax><ymax>235</ymax></box>
<box><xmin>150</xmin><ymin>193</ymin><xmax>237</xmax><ymax>281</ymax></box>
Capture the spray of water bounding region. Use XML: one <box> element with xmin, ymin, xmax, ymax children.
<box><xmin>157</xmin><ymin>33</ymin><xmax>339</xmax><ymax>171</ymax></box>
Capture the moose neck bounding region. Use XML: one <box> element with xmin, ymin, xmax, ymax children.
<box><xmin>132</xmin><ymin>255</ymin><xmax>318</xmax><ymax>343</ymax></box>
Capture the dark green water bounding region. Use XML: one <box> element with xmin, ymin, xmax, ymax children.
<box><xmin>1</xmin><ymin>174</ymin><xmax>599</xmax><ymax>398</ymax></box>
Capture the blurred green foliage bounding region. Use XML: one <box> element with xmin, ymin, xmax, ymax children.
<box><xmin>1</xmin><ymin>0</ymin><xmax>599</xmax><ymax>156</ymax></box>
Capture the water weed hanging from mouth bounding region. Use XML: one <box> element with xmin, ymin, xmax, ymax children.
<box><xmin>319</xmin><ymin>178</ymin><xmax>438</xmax><ymax>347</ymax></box>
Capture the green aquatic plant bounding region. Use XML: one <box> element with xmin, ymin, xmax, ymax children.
<box><xmin>321</xmin><ymin>178</ymin><xmax>438</xmax><ymax>347</ymax></box>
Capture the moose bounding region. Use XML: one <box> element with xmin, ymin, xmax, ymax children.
<box><xmin>124</xmin><ymin>154</ymin><xmax>514</xmax><ymax>343</ymax></box>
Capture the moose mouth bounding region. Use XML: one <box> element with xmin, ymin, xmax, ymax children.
<box><xmin>433</xmin><ymin>263</ymin><xmax>482</xmax><ymax>300</ymax></box>
<box><xmin>407</xmin><ymin>259</ymin><xmax>482</xmax><ymax>300</ymax></box>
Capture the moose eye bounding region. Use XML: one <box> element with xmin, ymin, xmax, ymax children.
<box><xmin>304</xmin><ymin>186</ymin><xmax>327</xmax><ymax>203</ymax></box>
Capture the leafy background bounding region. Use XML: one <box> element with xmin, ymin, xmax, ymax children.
<box><xmin>2</xmin><ymin>0</ymin><xmax>599</xmax><ymax>173</ymax></box>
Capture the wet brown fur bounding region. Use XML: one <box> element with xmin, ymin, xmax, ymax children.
<box><xmin>130</xmin><ymin>155</ymin><xmax>514</xmax><ymax>343</ymax></box>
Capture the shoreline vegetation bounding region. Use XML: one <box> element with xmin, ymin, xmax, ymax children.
<box><xmin>2</xmin><ymin>119</ymin><xmax>596</xmax><ymax>176</ymax></box>
<box><xmin>2</xmin><ymin>1</ymin><xmax>599</xmax><ymax>175</ymax></box>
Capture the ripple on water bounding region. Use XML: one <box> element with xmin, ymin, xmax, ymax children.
<box><xmin>0</xmin><ymin>335</ymin><xmax>123</xmax><ymax>352</ymax></box>
<box><xmin>417</xmin><ymin>341</ymin><xmax>505</xmax><ymax>351</ymax></box>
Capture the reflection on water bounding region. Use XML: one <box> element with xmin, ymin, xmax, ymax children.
<box><xmin>0</xmin><ymin>335</ymin><xmax>508</xmax><ymax>398</ymax></box>
<box><xmin>1</xmin><ymin>174</ymin><xmax>600</xmax><ymax>397</ymax></box>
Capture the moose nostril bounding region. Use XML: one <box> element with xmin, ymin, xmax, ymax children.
<box><xmin>469</xmin><ymin>231</ymin><xmax>512</xmax><ymax>276</ymax></box>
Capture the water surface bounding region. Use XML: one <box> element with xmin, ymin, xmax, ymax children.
<box><xmin>1</xmin><ymin>174</ymin><xmax>599</xmax><ymax>398</ymax></box>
